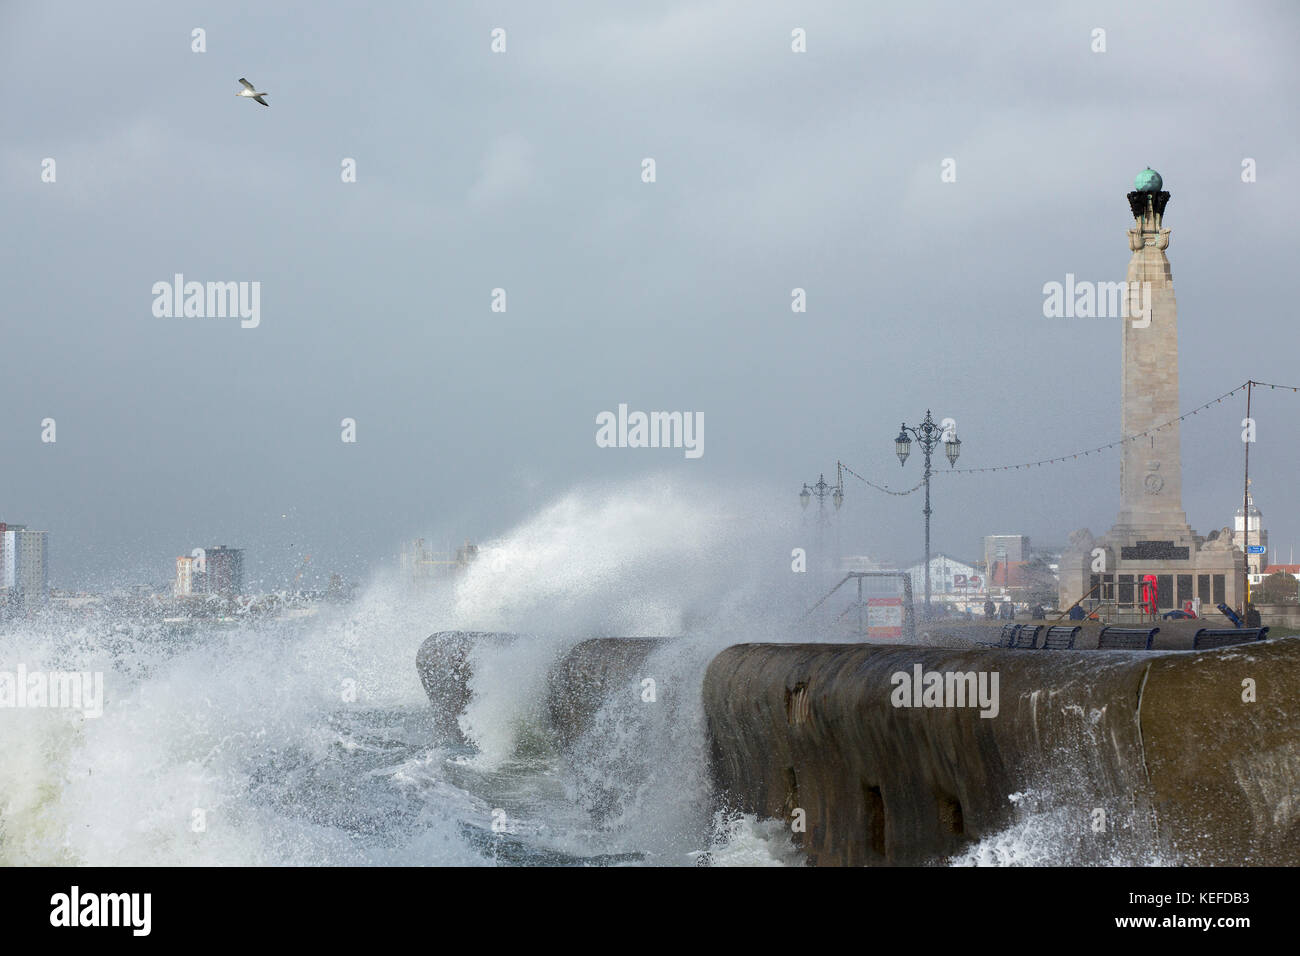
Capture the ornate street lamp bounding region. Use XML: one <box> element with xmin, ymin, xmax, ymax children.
<box><xmin>944</xmin><ymin>436</ymin><xmax>962</xmax><ymax>467</ymax></box>
<box><xmin>799</xmin><ymin>468</ymin><xmax>844</xmax><ymax>584</ymax></box>
<box><xmin>800</xmin><ymin>473</ymin><xmax>842</xmax><ymax>512</ymax></box>
<box><xmin>894</xmin><ymin>410</ymin><xmax>961</xmax><ymax>618</ymax></box>
<box><xmin>799</xmin><ymin>472</ymin><xmax>844</xmax><ymax>511</ymax></box>
<box><xmin>895</xmin><ymin>430</ymin><xmax>912</xmax><ymax>466</ymax></box>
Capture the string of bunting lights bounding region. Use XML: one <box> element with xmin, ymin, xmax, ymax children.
<box><xmin>836</xmin><ymin>379</ymin><xmax>1300</xmax><ymax>492</ymax></box>
<box><xmin>942</xmin><ymin>382</ymin><xmax>1250</xmax><ymax>474</ymax></box>
<box><xmin>839</xmin><ymin>461</ymin><xmax>925</xmax><ymax>496</ymax></box>
<box><xmin>1247</xmin><ymin>380</ymin><xmax>1300</xmax><ymax>393</ymax></box>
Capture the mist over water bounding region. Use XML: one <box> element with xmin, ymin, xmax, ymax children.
<box><xmin>0</xmin><ymin>476</ymin><xmax>822</xmax><ymax>866</ymax></box>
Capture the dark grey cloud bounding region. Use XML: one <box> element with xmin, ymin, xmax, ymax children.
<box><xmin>2</xmin><ymin>1</ymin><xmax>1297</xmax><ymax>589</ymax></box>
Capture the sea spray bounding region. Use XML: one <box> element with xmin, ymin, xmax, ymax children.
<box><xmin>0</xmin><ymin>475</ymin><xmax>852</xmax><ymax>866</ymax></box>
<box><xmin>443</xmin><ymin>475</ymin><xmax>803</xmax><ymax>778</ymax></box>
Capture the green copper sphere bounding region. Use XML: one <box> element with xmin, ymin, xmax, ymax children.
<box><xmin>1134</xmin><ymin>167</ymin><xmax>1163</xmax><ymax>193</ymax></box>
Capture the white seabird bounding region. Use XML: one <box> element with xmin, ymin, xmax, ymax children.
<box><xmin>236</xmin><ymin>78</ymin><xmax>269</xmax><ymax>107</ymax></box>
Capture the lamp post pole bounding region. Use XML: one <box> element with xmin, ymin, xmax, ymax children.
<box><xmin>1242</xmin><ymin>382</ymin><xmax>1252</xmax><ymax>615</ymax></box>
<box><xmin>895</xmin><ymin>410</ymin><xmax>962</xmax><ymax>619</ymax></box>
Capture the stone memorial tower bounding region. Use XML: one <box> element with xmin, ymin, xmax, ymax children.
<box><xmin>1058</xmin><ymin>170</ymin><xmax>1244</xmax><ymax>618</ymax></box>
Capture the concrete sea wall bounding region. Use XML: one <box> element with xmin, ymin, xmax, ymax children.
<box><xmin>914</xmin><ymin>618</ymin><xmax>1274</xmax><ymax>649</ymax></box>
<box><xmin>415</xmin><ymin>631</ymin><xmax>518</xmax><ymax>743</ymax></box>
<box><xmin>416</xmin><ymin>632</ymin><xmax>668</xmax><ymax>747</ymax></box>
<box><xmin>546</xmin><ymin>638</ymin><xmax>668</xmax><ymax>749</ymax></box>
<box><xmin>703</xmin><ymin>638</ymin><xmax>1300</xmax><ymax>865</ymax></box>
<box><xmin>417</xmin><ymin>630</ymin><xmax>1299</xmax><ymax>864</ymax></box>
<box><xmin>1256</xmin><ymin>603</ymin><xmax>1300</xmax><ymax>629</ymax></box>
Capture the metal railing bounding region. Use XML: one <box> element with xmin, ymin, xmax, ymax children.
<box><xmin>804</xmin><ymin>571</ymin><xmax>916</xmax><ymax>641</ymax></box>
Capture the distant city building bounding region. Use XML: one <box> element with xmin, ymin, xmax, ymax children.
<box><xmin>173</xmin><ymin>545</ymin><xmax>242</xmax><ymax>597</ymax></box>
<box><xmin>983</xmin><ymin>534</ymin><xmax>1029</xmax><ymax>573</ymax></box>
<box><xmin>401</xmin><ymin>539</ymin><xmax>479</xmax><ymax>583</ymax></box>
<box><xmin>1263</xmin><ymin>564</ymin><xmax>1300</xmax><ymax>583</ymax></box>
<box><xmin>1231</xmin><ymin>492</ymin><xmax>1268</xmax><ymax>577</ymax></box>
<box><xmin>174</xmin><ymin>555</ymin><xmax>196</xmax><ymax>596</ymax></box>
<box><xmin>982</xmin><ymin>535</ymin><xmax>1032</xmax><ymax>598</ymax></box>
<box><xmin>1</xmin><ymin>522</ymin><xmax>49</xmax><ymax>609</ymax></box>
<box><xmin>203</xmin><ymin>546</ymin><xmax>244</xmax><ymax>597</ymax></box>
<box><xmin>0</xmin><ymin>523</ymin><xmax>8</xmax><ymax>608</ymax></box>
<box><xmin>902</xmin><ymin>553</ymin><xmax>985</xmax><ymax>605</ymax></box>
<box><xmin>988</xmin><ymin>560</ymin><xmax>1030</xmax><ymax>589</ymax></box>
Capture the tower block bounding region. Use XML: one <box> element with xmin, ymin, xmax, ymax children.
<box><xmin>1059</xmin><ymin>170</ymin><xmax>1244</xmax><ymax>619</ymax></box>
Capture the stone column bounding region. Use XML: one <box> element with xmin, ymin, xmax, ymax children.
<box><xmin>1110</xmin><ymin>178</ymin><xmax>1193</xmax><ymax>543</ymax></box>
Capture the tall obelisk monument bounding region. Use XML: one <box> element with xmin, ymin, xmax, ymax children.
<box><xmin>1059</xmin><ymin>170</ymin><xmax>1244</xmax><ymax>616</ymax></box>
<box><xmin>1109</xmin><ymin>168</ymin><xmax>1193</xmax><ymax>542</ymax></box>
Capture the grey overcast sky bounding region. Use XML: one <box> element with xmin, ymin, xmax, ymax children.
<box><xmin>2</xmin><ymin>1</ymin><xmax>1298</xmax><ymax>590</ymax></box>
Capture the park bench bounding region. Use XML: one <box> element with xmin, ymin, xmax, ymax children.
<box><xmin>974</xmin><ymin>623</ymin><xmax>1021</xmax><ymax>649</ymax></box>
<box><xmin>1011</xmin><ymin>624</ymin><xmax>1043</xmax><ymax>649</ymax></box>
<box><xmin>1041</xmin><ymin>625</ymin><xmax>1081</xmax><ymax>649</ymax></box>
<box><xmin>1097</xmin><ymin>625</ymin><xmax>1159</xmax><ymax>650</ymax></box>
<box><xmin>1192</xmin><ymin>627</ymin><xmax>1269</xmax><ymax>649</ymax></box>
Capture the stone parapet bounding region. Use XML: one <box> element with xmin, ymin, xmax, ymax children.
<box><xmin>703</xmin><ymin>639</ymin><xmax>1300</xmax><ymax>865</ymax></box>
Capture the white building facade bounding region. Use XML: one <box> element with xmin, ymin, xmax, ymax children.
<box><xmin>901</xmin><ymin>554</ymin><xmax>986</xmax><ymax>610</ymax></box>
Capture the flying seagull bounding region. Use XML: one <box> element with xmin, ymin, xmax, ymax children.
<box><xmin>236</xmin><ymin>77</ymin><xmax>269</xmax><ymax>107</ymax></box>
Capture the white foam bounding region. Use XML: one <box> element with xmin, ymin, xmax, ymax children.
<box><xmin>0</xmin><ymin>475</ymin><xmax>808</xmax><ymax>865</ymax></box>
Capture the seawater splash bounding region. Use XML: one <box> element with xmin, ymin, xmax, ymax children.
<box><xmin>953</xmin><ymin>798</ymin><xmax>1173</xmax><ymax>867</ymax></box>
<box><xmin>449</xmin><ymin>476</ymin><xmax>794</xmax><ymax>636</ymax></box>
<box><xmin>0</xmin><ymin>475</ymin><xmax>810</xmax><ymax>866</ymax></box>
<box><xmin>447</xmin><ymin>476</ymin><xmax>801</xmax><ymax>773</ymax></box>
<box><xmin>0</xmin><ymin>588</ymin><xmax>476</xmax><ymax>866</ymax></box>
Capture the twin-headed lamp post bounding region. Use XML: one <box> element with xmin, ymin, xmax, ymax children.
<box><xmin>799</xmin><ymin>469</ymin><xmax>844</xmax><ymax>584</ymax></box>
<box><xmin>895</xmin><ymin>410</ymin><xmax>962</xmax><ymax>618</ymax></box>
<box><xmin>799</xmin><ymin>472</ymin><xmax>844</xmax><ymax>513</ymax></box>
